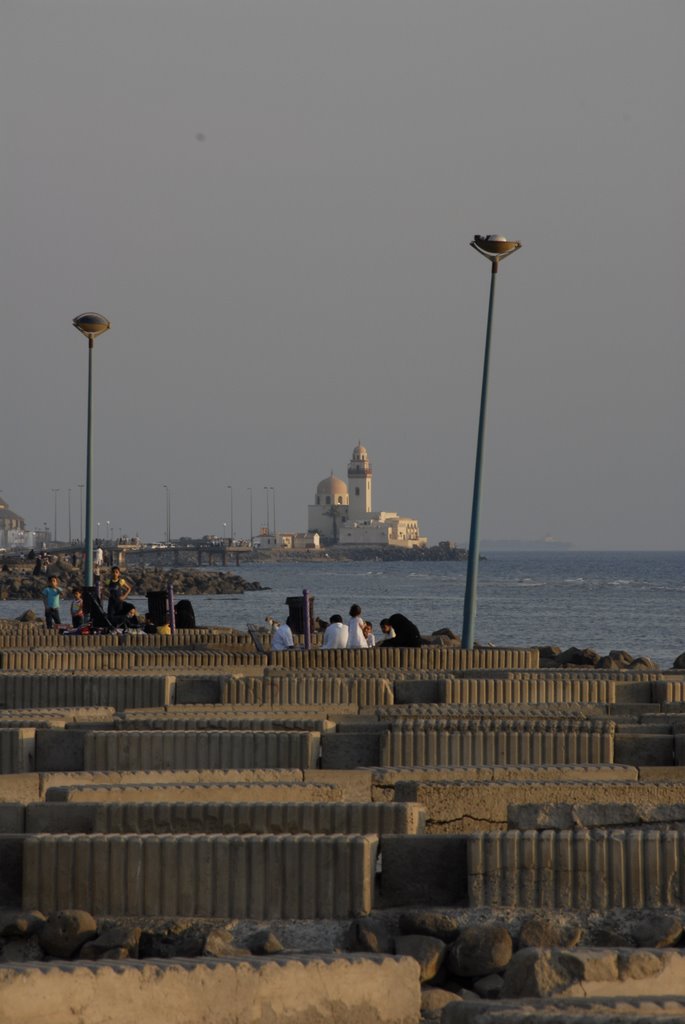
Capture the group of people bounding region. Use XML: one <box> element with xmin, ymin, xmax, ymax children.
<box><xmin>41</xmin><ymin>566</ymin><xmax>138</xmax><ymax>631</ymax></box>
<box><xmin>268</xmin><ymin>604</ymin><xmax>423</xmax><ymax>651</ymax></box>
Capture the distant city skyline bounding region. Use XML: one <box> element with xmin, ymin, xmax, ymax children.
<box><xmin>2</xmin><ymin>2</ymin><xmax>683</xmax><ymax>551</ymax></box>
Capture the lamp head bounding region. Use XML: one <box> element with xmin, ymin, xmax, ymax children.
<box><xmin>73</xmin><ymin>312</ymin><xmax>111</xmax><ymax>340</ymax></box>
<box><xmin>471</xmin><ymin>235</ymin><xmax>521</xmax><ymax>263</ymax></box>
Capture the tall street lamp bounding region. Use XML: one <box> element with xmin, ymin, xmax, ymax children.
<box><xmin>73</xmin><ymin>312</ymin><xmax>110</xmax><ymax>587</ymax></box>
<box><xmin>67</xmin><ymin>488</ymin><xmax>72</xmax><ymax>544</ymax></box>
<box><xmin>51</xmin><ymin>488</ymin><xmax>60</xmax><ymax>543</ymax></box>
<box><xmin>462</xmin><ymin>235</ymin><xmax>521</xmax><ymax>650</ymax></box>
<box><xmin>163</xmin><ymin>485</ymin><xmax>171</xmax><ymax>543</ymax></box>
<box><xmin>227</xmin><ymin>485</ymin><xmax>233</xmax><ymax>544</ymax></box>
<box><xmin>270</xmin><ymin>486</ymin><xmax>276</xmax><ymax>541</ymax></box>
<box><xmin>247</xmin><ymin>488</ymin><xmax>253</xmax><ymax>546</ymax></box>
<box><xmin>78</xmin><ymin>484</ymin><xmax>84</xmax><ymax>542</ymax></box>
<box><xmin>264</xmin><ymin>486</ymin><xmax>270</xmax><ymax>535</ymax></box>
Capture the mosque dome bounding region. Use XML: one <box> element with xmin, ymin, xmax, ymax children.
<box><xmin>316</xmin><ymin>474</ymin><xmax>348</xmax><ymax>505</ymax></box>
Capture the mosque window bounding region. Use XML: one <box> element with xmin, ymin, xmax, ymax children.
<box><xmin>325</xmin><ymin>496</ymin><xmax>331</xmax><ymax>505</ymax></box>
<box><xmin>355</xmin><ymin>487</ymin><xmax>360</xmax><ymax>496</ymax></box>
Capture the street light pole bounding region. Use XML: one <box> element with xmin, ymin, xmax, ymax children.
<box><xmin>227</xmin><ymin>485</ymin><xmax>233</xmax><ymax>544</ymax></box>
<box><xmin>264</xmin><ymin>486</ymin><xmax>270</xmax><ymax>536</ymax></box>
<box><xmin>51</xmin><ymin>488</ymin><xmax>60</xmax><ymax>543</ymax></box>
<box><xmin>462</xmin><ymin>235</ymin><xmax>521</xmax><ymax>650</ymax></box>
<box><xmin>163</xmin><ymin>485</ymin><xmax>171</xmax><ymax>543</ymax></box>
<box><xmin>73</xmin><ymin>313</ymin><xmax>110</xmax><ymax>587</ymax></box>
<box><xmin>270</xmin><ymin>487</ymin><xmax>276</xmax><ymax>542</ymax></box>
<box><xmin>247</xmin><ymin>488</ymin><xmax>253</xmax><ymax>546</ymax></box>
<box><xmin>67</xmin><ymin>489</ymin><xmax>72</xmax><ymax>544</ymax></box>
<box><xmin>78</xmin><ymin>484</ymin><xmax>84</xmax><ymax>543</ymax></box>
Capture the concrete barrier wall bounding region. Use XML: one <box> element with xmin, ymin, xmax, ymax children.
<box><xmin>468</xmin><ymin>828</ymin><xmax>685</xmax><ymax>909</ymax></box>
<box><xmin>0</xmin><ymin>650</ymin><xmax>267</xmax><ymax>671</ymax></box>
<box><xmin>83</xmin><ymin>731</ymin><xmax>321</xmax><ymax>771</ymax></box>
<box><xmin>270</xmin><ymin>647</ymin><xmax>538</xmax><ymax>671</ymax></box>
<box><xmin>222</xmin><ymin>676</ymin><xmax>394</xmax><ymax>707</ymax></box>
<box><xmin>440</xmin><ymin>677</ymin><xmax>618</xmax><ymax>705</ymax></box>
<box><xmin>23</xmin><ymin>832</ymin><xmax>379</xmax><ymax>917</ymax></box>
<box><xmin>113</xmin><ymin>715</ymin><xmax>336</xmax><ymax>732</ymax></box>
<box><xmin>54</xmin><ymin>799</ymin><xmax>422</xmax><ymax>835</ymax></box>
<box><xmin>381</xmin><ymin>723</ymin><xmax>615</xmax><ymax>767</ymax></box>
<box><xmin>0</xmin><ymin>674</ymin><xmax>174</xmax><ymax>710</ymax></box>
<box><xmin>46</xmin><ymin>781</ymin><xmax>344</xmax><ymax>804</ymax></box>
<box><xmin>0</xmin><ymin>729</ymin><xmax>35</xmax><ymax>773</ymax></box>
<box><xmin>378</xmin><ymin>702</ymin><xmax>611</xmax><ymax>720</ymax></box>
<box><xmin>0</xmin><ymin>956</ymin><xmax>420</xmax><ymax>1024</ymax></box>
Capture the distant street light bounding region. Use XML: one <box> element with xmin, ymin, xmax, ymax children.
<box><xmin>73</xmin><ymin>312</ymin><xmax>111</xmax><ymax>586</ymax></box>
<box><xmin>462</xmin><ymin>235</ymin><xmax>522</xmax><ymax>650</ymax></box>
<box><xmin>247</xmin><ymin>488</ymin><xmax>253</xmax><ymax>546</ymax></box>
<box><xmin>78</xmin><ymin>484</ymin><xmax>84</xmax><ymax>542</ymax></box>
<box><xmin>51</xmin><ymin>488</ymin><xmax>60</xmax><ymax>543</ymax></box>
<box><xmin>270</xmin><ymin>487</ymin><xmax>276</xmax><ymax>541</ymax></box>
<box><xmin>227</xmin><ymin>485</ymin><xmax>233</xmax><ymax>544</ymax></box>
<box><xmin>67</xmin><ymin>488</ymin><xmax>72</xmax><ymax>544</ymax></box>
<box><xmin>163</xmin><ymin>485</ymin><xmax>171</xmax><ymax>543</ymax></box>
<box><xmin>264</xmin><ymin>486</ymin><xmax>270</xmax><ymax>535</ymax></box>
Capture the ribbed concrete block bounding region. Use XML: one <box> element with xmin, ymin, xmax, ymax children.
<box><xmin>222</xmin><ymin>675</ymin><xmax>394</xmax><ymax>707</ymax></box>
<box><xmin>468</xmin><ymin>828</ymin><xmax>685</xmax><ymax>908</ymax></box>
<box><xmin>441</xmin><ymin>676</ymin><xmax>617</xmax><ymax>705</ymax></box>
<box><xmin>0</xmin><ymin>956</ymin><xmax>420</xmax><ymax>1024</ymax></box>
<box><xmin>0</xmin><ymin>674</ymin><xmax>174</xmax><ymax>710</ymax></box>
<box><xmin>113</xmin><ymin>715</ymin><xmax>335</xmax><ymax>733</ymax></box>
<box><xmin>381</xmin><ymin>722</ymin><xmax>615</xmax><ymax>767</ymax></box>
<box><xmin>46</xmin><ymin>781</ymin><xmax>344</xmax><ymax>803</ymax></box>
<box><xmin>84</xmin><ymin>730</ymin><xmax>321</xmax><ymax>771</ymax></box>
<box><xmin>23</xmin><ymin>833</ymin><xmax>379</xmax><ymax>917</ymax></box>
<box><xmin>0</xmin><ymin>728</ymin><xmax>35</xmax><ymax>773</ymax></box>
<box><xmin>379</xmin><ymin>702</ymin><xmax>610</xmax><ymax>720</ymax></box>
<box><xmin>88</xmin><ymin>800</ymin><xmax>424</xmax><ymax>836</ymax></box>
<box><xmin>443</xmin><ymin>996</ymin><xmax>685</xmax><ymax>1024</ymax></box>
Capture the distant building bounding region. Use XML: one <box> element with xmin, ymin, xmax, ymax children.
<box><xmin>0</xmin><ymin>496</ymin><xmax>27</xmax><ymax>549</ymax></box>
<box><xmin>308</xmin><ymin>443</ymin><xmax>427</xmax><ymax>548</ymax></box>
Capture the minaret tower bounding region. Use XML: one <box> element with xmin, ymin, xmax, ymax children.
<box><xmin>347</xmin><ymin>442</ymin><xmax>372</xmax><ymax>521</ymax></box>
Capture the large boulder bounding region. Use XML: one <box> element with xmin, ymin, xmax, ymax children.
<box><xmin>518</xmin><ymin>913</ymin><xmax>582</xmax><ymax>950</ymax></box>
<box><xmin>38</xmin><ymin>910</ymin><xmax>98</xmax><ymax>958</ymax></box>
<box><xmin>398</xmin><ymin>910</ymin><xmax>460</xmax><ymax>943</ymax></box>
<box><xmin>447</xmin><ymin>923</ymin><xmax>513</xmax><ymax>979</ymax></box>
<box><xmin>80</xmin><ymin>926</ymin><xmax>141</xmax><ymax>961</ymax></box>
<box><xmin>394</xmin><ymin>935</ymin><xmax>446</xmax><ymax>983</ymax></box>
<box><xmin>556</xmin><ymin>646</ymin><xmax>600</xmax><ymax>667</ymax></box>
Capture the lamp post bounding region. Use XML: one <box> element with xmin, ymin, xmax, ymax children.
<box><xmin>51</xmin><ymin>488</ymin><xmax>60</xmax><ymax>543</ymax></box>
<box><xmin>264</xmin><ymin>486</ymin><xmax>270</xmax><ymax>536</ymax></box>
<box><xmin>73</xmin><ymin>313</ymin><xmax>110</xmax><ymax>587</ymax></box>
<box><xmin>163</xmin><ymin>485</ymin><xmax>171</xmax><ymax>543</ymax></box>
<box><xmin>247</xmin><ymin>488</ymin><xmax>253</xmax><ymax>546</ymax></box>
<box><xmin>462</xmin><ymin>235</ymin><xmax>521</xmax><ymax>650</ymax></box>
<box><xmin>78</xmin><ymin>484</ymin><xmax>84</xmax><ymax>542</ymax></box>
<box><xmin>227</xmin><ymin>485</ymin><xmax>233</xmax><ymax>544</ymax></box>
<box><xmin>270</xmin><ymin>486</ymin><xmax>276</xmax><ymax>543</ymax></box>
<box><xmin>67</xmin><ymin>489</ymin><xmax>72</xmax><ymax>544</ymax></box>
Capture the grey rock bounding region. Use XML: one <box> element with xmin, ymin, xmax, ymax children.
<box><xmin>593</xmin><ymin>926</ymin><xmax>634</xmax><ymax>948</ymax></box>
<box><xmin>556</xmin><ymin>949</ymin><xmax>619</xmax><ymax>983</ymax></box>
<box><xmin>472</xmin><ymin>973</ymin><xmax>504</xmax><ymax>999</ymax></box>
<box><xmin>501</xmin><ymin>948</ymin><xmax>571</xmax><ymax>998</ymax></box>
<box><xmin>0</xmin><ymin>910</ymin><xmax>47</xmax><ymax>939</ymax></box>
<box><xmin>556</xmin><ymin>646</ymin><xmax>600</xmax><ymax>667</ymax></box>
<box><xmin>632</xmin><ymin>912</ymin><xmax>683</xmax><ymax>948</ymax></box>
<box><xmin>38</xmin><ymin>910</ymin><xmax>98</xmax><ymax>958</ymax></box>
<box><xmin>398</xmin><ymin>910</ymin><xmax>460</xmax><ymax>942</ymax></box>
<box><xmin>203</xmin><ymin>925</ymin><xmax>251</xmax><ymax>958</ymax></box>
<box><xmin>248</xmin><ymin>929</ymin><xmax>284</xmax><ymax>955</ymax></box>
<box><xmin>140</xmin><ymin>923</ymin><xmax>206</xmax><ymax>959</ymax></box>
<box><xmin>0</xmin><ymin>936</ymin><xmax>45</xmax><ymax>962</ymax></box>
<box><xmin>629</xmin><ymin>656</ymin><xmax>659</xmax><ymax>669</ymax></box>
<box><xmin>420</xmin><ymin>987</ymin><xmax>461</xmax><ymax>1021</ymax></box>
<box><xmin>346</xmin><ymin>916</ymin><xmax>395</xmax><ymax>954</ymax></box>
<box><xmin>79</xmin><ymin>926</ymin><xmax>141</xmax><ymax>960</ymax></box>
<box><xmin>394</xmin><ymin>934</ymin><xmax>446</xmax><ymax>983</ymax></box>
<box><xmin>673</xmin><ymin>652</ymin><xmax>685</xmax><ymax>670</ymax></box>
<box><xmin>447</xmin><ymin>923</ymin><xmax>513</xmax><ymax>979</ymax></box>
<box><xmin>518</xmin><ymin>913</ymin><xmax>582</xmax><ymax>949</ymax></box>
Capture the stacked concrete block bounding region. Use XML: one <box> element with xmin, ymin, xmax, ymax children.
<box><xmin>26</xmin><ymin>799</ymin><xmax>425</xmax><ymax>836</ymax></box>
<box><xmin>222</xmin><ymin>674</ymin><xmax>394</xmax><ymax>707</ymax></box>
<box><xmin>270</xmin><ymin>647</ymin><xmax>538</xmax><ymax>672</ymax></box>
<box><xmin>112</xmin><ymin>715</ymin><xmax>336</xmax><ymax>733</ymax></box>
<box><xmin>0</xmin><ymin>673</ymin><xmax>174</xmax><ymax>710</ymax></box>
<box><xmin>0</xmin><ymin>956</ymin><xmax>421</xmax><ymax>1024</ymax></box>
<box><xmin>468</xmin><ymin>828</ymin><xmax>685</xmax><ymax>909</ymax></box>
<box><xmin>440</xmin><ymin>675</ymin><xmax>620</xmax><ymax>705</ymax></box>
<box><xmin>45</xmin><ymin>781</ymin><xmax>344</xmax><ymax>804</ymax></box>
<box><xmin>83</xmin><ymin>730</ymin><xmax>321</xmax><ymax>771</ymax></box>
<box><xmin>381</xmin><ymin>720</ymin><xmax>615</xmax><ymax>767</ymax></box>
<box><xmin>23</xmin><ymin>832</ymin><xmax>379</xmax><ymax>917</ymax></box>
<box><xmin>0</xmin><ymin>728</ymin><xmax>35</xmax><ymax>773</ymax></box>
<box><xmin>378</xmin><ymin>701</ymin><xmax>611</xmax><ymax>721</ymax></box>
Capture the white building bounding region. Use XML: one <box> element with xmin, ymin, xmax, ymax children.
<box><xmin>308</xmin><ymin>443</ymin><xmax>427</xmax><ymax>549</ymax></box>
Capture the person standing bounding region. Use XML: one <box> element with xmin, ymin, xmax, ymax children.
<box><xmin>42</xmin><ymin>575</ymin><xmax>63</xmax><ymax>629</ymax></box>
<box><xmin>346</xmin><ymin>604</ymin><xmax>366</xmax><ymax>649</ymax></box>
<box><xmin>107</xmin><ymin>566</ymin><xmax>132</xmax><ymax>620</ymax></box>
<box><xmin>70</xmin><ymin>588</ymin><xmax>84</xmax><ymax>629</ymax></box>
<box><xmin>323</xmin><ymin>614</ymin><xmax>349</xmax><ymax>649</ymax></box>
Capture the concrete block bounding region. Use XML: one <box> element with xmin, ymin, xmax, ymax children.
<box><xmin>45</xmin><ymin>781</ymin><xmax>344</xmax><ymax>804</ymax></box>
<box><xmin>0</xmin><ymin>955</ymin><xmax>421</xmax><ymax>1024</ymax></box>
<box><xmin>303</xmin><ymin>769</ymin><xmax>373</xmax><ymax>802</ymax></box>
<box><xmin>393</xmin><ymin>680</ymin><xmax>442</xmax><ymax>704</ymax></box>
<box><xmin>35</xmin><ymin>729</ymin><xmax>86</xmax><ymax>772</ymax></box>
<box><xmin>0</xmin><ymin>803</ymin><xmax>24</xmax><ymax>833</ymax></box>
<box><xmin>23</xmin><ymin>833</ymin><xmax>379</xmax><ymax>918</ymax></box>
<box><xmin>381</xmin><ymin>835</ymin><xmax>468</xmax><ymax>907</ymax></box>
<box><xmin>0</xmin><ymin>729</ymin><xmax>35</xmax><ymax>773</ymax></box>
<box><xmin>173</xmin><ymin>677</ymin><xmax>222</xmax><ymax>704</ymax></box>
<box><xmin>0</xmin><ymin>835</ymin><xmax>24</xmax><ymax>908</ymax></box>
<box><xmin>83</xmin><ymin>730</ymin><xmax>321</xmax><ymax>771</ymax></box>
<box><xmin>468</xmin><ymin>828</ymin><xmax>685</xmax><ymax>909</ymax></box>
<box><xmin>26</xmin><ymin>802</ymin><xmax>99</xmax><ymax>834</ymax></box>
<box><xmin>614</xmin><ymin>733</ymin><xmax>674</xmax><ymax>766</ymax></box>
<box><xmin>39</xmin><ymin>767</ymin><xmax>303</xmax><ymax>796</ymax></box>
<box><xmin>321</xmin><ymin>733</ymin><xmax>383</xmax><ymax>769</ymax></box>
<box><xmin>508</xmin><ymin>801</ymin><xmax>685</xmax><ymax>830</ymax></box>
<box><xmin>442</xmin><ymin>996</ymin><xmax>685</xmax><ymax>1024</ymax></box>
<box><xmin>0</xmin><ymin>773</ymin><xmax>41</xmax><ymax>805</ymax></box>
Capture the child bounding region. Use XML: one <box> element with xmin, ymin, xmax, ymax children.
<box><xmin>42</xmin><ymin>576</ymin><xmax>63</xmax><ymax>629</ymax></box>
<box><xmin>71</xmin><ymin>588</ymin><xmax>84</xmax><ymax>629</ymax></box>
<box><xmin>363</xmin><ymin>621</ymin><xmax>376</xmax><ymax>647</ymax></box>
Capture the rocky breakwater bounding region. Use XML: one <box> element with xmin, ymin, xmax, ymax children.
<box><xmin>0</xmin><ymin>560</ymin><xmax>266</xmax><ymax>602</ymax></box>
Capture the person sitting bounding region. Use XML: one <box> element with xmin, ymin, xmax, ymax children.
<box><xmin>363</xmin><ymin>621</ymin><xmax>376</xmax><ymax>647</ymax></box>
<box><xmin>379</xmin><ymin>613</ymin><xmax>423</xmax><ymax>648</ymax></box>
<box><xmin>323</xmin><ymin>614</ymin><xmax>349</xmax><ymax>649</ymax></box>
<box><xmin>379</xmin><ymin>618</ymin><xmax>396</xmax><ymax>640</ymax></box>
<box><xmin>271</xmin><ymin>621</ymin><xmax>294</xmax><ymax>651</ymax></box>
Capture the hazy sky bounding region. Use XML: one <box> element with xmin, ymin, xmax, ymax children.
<box><xmin>2</xmin><ymin>1</ymin><xmax>683</xmax><ymax>549</ymax></box>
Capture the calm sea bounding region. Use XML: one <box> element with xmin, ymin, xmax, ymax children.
<box><xmin>4</xmin><ymin>551</ymin><xmax>684</xmax><ymax>668</ymax></box>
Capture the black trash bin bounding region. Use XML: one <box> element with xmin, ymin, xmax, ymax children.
<box><xmin>147</xmin><ymin>590</ymin><xmax>168</xmax><ymax>627</ymax></box>
<box><xmin>285</xmin><ymin>594</ymin><xmax>315</xmax><ymax>635</ymax></box>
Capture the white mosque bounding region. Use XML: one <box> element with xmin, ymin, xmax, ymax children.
<box><xmin>308</xmin><ymin>443</ymin><xmax>427</xmax><ymax>549</ymax></box>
